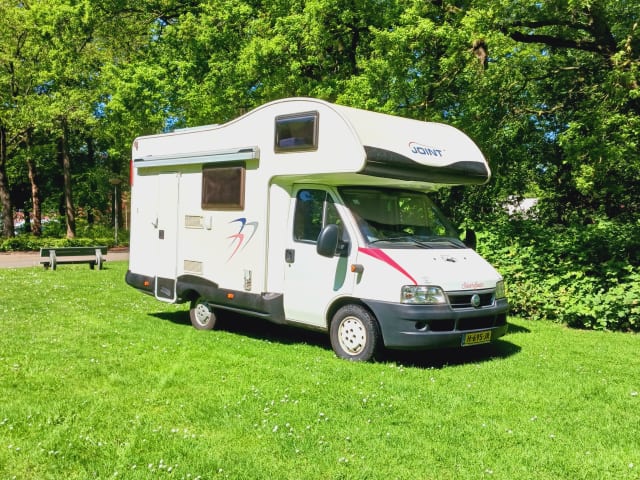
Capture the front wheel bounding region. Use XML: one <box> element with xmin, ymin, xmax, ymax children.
<box><xmin>189</xmin><ymin>297</ymin><xmax>217</xmax><ymax>330</ymax></box>
<box><xmin>330</xmin><ymin>304</ymin><xmax>381</xmax><ymax>362</ymax></box>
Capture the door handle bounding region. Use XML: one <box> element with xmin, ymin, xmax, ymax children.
<box><xmin>285</xmin><ymin>249</ymin><xmax>295</xmax><ymax>263</ymax></box>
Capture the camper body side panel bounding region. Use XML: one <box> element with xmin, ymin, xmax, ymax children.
<box><xmin>127</xmin><ymin>168</ymin><xmax>181</xmax><ymax>300</ymax></box>
<box><xmin>175</xmin><ymin>164</ymin><xmax>268</xmax><ymax>295</ymax></box>
<box><xmin>128</xmin><ymin>99</ymin><xmax>367</xmax><ymax>317</ymax></box>
<box><xmin>128</xmin><ymin>166</ymin><xmax>270</xmax><ymax>298</ymax></box>
<box><xmin>133</xmin><ymin>100</ymin><xmax>368</xmax><ymax>179</ymax></box>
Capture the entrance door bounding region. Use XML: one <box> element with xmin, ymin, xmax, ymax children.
<box><xmin>154</xmin><ymin>172</ymin><xmax>180</xmax><ymax>302</ymax></box>
<box><xmin>283</xmin><ymin>187</ymin><xmax>352</xmax><ymax>328</ymax></box>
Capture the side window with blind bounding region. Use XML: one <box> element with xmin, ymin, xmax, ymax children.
<box><xmin>201</xmin><ymin>164</ymin><xmax>245</xmax><ymax>210</ymax></box>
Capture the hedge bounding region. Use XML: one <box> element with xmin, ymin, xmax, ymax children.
<box><xmin>478</xmin><ymin>218</ymin><xmax>640</xmax><ymax>332</ymax></box>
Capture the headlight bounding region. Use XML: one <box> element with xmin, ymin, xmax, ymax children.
<box><xmin>495</xmin><ymin>280</ymin><xmax>506</xmax><ymax>299</ymax></box>
<box><xmin>401</xmin><ymin>285</ymin><xmax>447</xmax><ymax>305</ymax></box>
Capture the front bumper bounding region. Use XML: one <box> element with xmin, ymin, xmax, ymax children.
<box><xmin>362</xmin><ymin>298</ymin><xmax>509</xmax><ymax>350</ymax></box>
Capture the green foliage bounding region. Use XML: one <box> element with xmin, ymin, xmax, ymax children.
<box><xmin>0</xmin><ymin>234</ymin><xmax>120</xmax><ymax>252</ymax></box>
<box><xmin>478</xmin><ymin>217</ymin><xmax>640</xmax><ymax>332</ymax></box>
<box><xmin>1</xmin><ymin>217</ymin><xmax>126</xmax><ymax>250</ymax></box>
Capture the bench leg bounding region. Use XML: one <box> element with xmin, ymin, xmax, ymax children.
<box><xmin>50</xmin><ymin>251</ymin><xmax>57</xmax><ymax>271</ymax></box>
<box><xmin>95</xmin><ymin>249</ymin><xmax>103</xmax><ymax>270</ymax></box>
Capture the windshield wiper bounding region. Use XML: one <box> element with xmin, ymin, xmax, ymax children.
<box><xmin>418</xmin><ymin>236</ymin><xmax>467</xmax><ymax>248</ymax></box>
<box><xmin>373</xmin><ymin>235</ymin><xmax>467</xmax><ymax>249</ymax></box>
<box><xmin>368</xmin><ymin>236</ymin><xmax>434</xmax><ymax>248</ymax></box>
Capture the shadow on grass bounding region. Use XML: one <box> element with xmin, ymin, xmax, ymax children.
<box><xmin>151</xmin><ymin>310</ymin><xmax>191</xmax><ymax>326</ymax></box>
<box><xmin>506</xmin><ymin>322</ymin><xmax>531</xmax><ymax>334</ymax></box>
<box><xmin>150</xmin><ymin>310</ymin><xmax>329</xmax><ymax>347</ymax></box>
<box><xmin>150</xmin><ymin>310</ymin><xmax>522</xmax><ymax>369</ymax></box>
<box><xmin>379</xmin><ymin>339</ymin><xmax>521</xmax><ymax>369</ymax></box>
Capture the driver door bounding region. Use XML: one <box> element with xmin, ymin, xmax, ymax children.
<box><xmin>283</xmin><ymin>187</ymin><xmax>352</xmax><ymax>328</ymax></box>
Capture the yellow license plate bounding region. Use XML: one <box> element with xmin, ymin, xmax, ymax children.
<box><xmin>462</xmin><ymin>330</ymin><xmax>492</xmax><ymax>346</ymax></box>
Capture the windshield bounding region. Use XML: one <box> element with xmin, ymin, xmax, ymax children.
<box><xmin>338</xmin><ymin>187</ymin><xmax>464</xmax><ymax>248</ymax></box>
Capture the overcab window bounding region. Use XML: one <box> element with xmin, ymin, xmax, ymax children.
<box><xmin>201</xmin><ymin>164</ymin><xmax>245</xmax><ymax>210</ymax></box>
<box><xmin>274</xmin><ymin>111</ymin><xmax>319</xmax><ymax>152</ymax></box>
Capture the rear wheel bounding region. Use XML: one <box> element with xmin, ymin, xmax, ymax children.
<box><xmin>330</xmin><ymin>304</ymin><xmax>381</xmax><ymax>362</ymax></box>
<box><xmin>189</xmin><ymin>297</ymin><xmax>217</xmax><ymax>330</ymax></box>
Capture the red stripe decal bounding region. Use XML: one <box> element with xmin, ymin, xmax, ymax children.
<box><xmin>358</xmin><ymin>247</ymin><xmax>417</xmax><ymax>285</ymax></box>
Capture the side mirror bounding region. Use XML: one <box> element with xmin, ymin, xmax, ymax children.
<box><xmin>463</xmin><ymin>228</ymin><xmax>477</xmax><ymax>250</ymax></box>
<box><xmin>317</xmin><ymin>224</ymin><xmax>340</xmax><ymax>257</ymax></box>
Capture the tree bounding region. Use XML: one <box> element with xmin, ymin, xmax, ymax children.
<box><xmin>0</xmin><ymin>0</ymin><xmax>96</xmax><ymax>238</ymax></box>
<box><xmin>0</xmin><ymin>124</ymin><xmax>12</xmax><ymax>237</ymax></box>
<box><xmin>469</xmin><ymin>0</ymin><xmax>640</xmax><ymax>223</ymax></box>
<box><xmin>0</xmin><ymin>0</ymin><xmax>29</xmax><ymax>238</ymax></box>
<box><xmin>125</xmin><ymin>0</ymin><xmax>403</xmax><ymax>126</ymax></box>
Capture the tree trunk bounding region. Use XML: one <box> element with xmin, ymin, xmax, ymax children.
<box><xmin>26</xmin><ymin>157</ymin><xmax>42</xmax><ymax>236</ymax></box>
<box><xmin>0</xmin><ymin>124</ymin><xmax>15</xmax><ymax>238</ymax></box>
<box><xmin>25</xmin><ymin>130</ymin><xmax>42</xmax><ymax>236</ymax></box>
<box><xmin>58</xmin><ymin>121</ymin><xmax>76</xmax><ymax>239</ymax></box>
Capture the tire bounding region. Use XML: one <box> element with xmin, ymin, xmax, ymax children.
<box><xmin>330</xmin><ymin>304</ymin><xmax>381</xmax><ymax>362</ymax></box>
<box><xmin>189</xmin><ymin>297</ymin><xmax>217</xmax><ymax>330</ymax></box>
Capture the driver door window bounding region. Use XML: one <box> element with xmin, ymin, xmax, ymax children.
<box><xmin>293</xmin><ymin>189</ymin><xmax>345</xmax><ymax>244</ymax></box>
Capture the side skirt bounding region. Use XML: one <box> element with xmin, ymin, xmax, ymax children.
<box><xmin>176</xmin><ymin>274</ymin><xmax>287</xmax><ymax>324</ymax></box>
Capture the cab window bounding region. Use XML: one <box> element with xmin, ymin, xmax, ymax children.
<box><xmin>293</xmin><ymin>189</ymin><xmax>345</xmax><ymax>244</ymax></box>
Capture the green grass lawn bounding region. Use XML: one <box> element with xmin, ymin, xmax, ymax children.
<box><xmin>1</xmin><ymin>262</ymin><xmax>639</xmax><ymax>479</ymax></box>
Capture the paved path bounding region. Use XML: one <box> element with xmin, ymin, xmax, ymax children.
<box><xmin>0</xmin><ymin>248</ymin><xmax>129</xmax><ymax>269</ymax></box>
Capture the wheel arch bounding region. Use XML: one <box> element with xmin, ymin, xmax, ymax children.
<box><xmin>180</xmin><ymin>288</ymin><xmax>199</xmax><ymax>304</ymax></box>
<box><xmin>328</xmin><ymin>300</ymin><xmax>383</xmax><ymax>361</ymax></box>
<box><xmin>176</xmin><ymin>274</ymin><xmax>219</xmax><ymax>304</ymax></box>
<box><xmin>326</xmin><ymin>297</ymin><xmax>377</xmax><ymax>330</ymax></box>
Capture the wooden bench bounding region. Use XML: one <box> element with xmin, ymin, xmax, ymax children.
<box><xmin>40</xmin><ymin>246</ymin><xmax>108</xmax><ymax>270</ymax></box>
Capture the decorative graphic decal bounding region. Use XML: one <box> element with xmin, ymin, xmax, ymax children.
<box><xmin>358</xmin><ymin>247</ymin><xmax>417</xmax><ymax>285</ymax></box>
<box><xmin>227</xmin><ymin>218</ymin><xmax>259</xmax><ymax>261</ymax></box>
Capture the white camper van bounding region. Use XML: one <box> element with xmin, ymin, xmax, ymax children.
<box><xmin>126</xmin><ymin>97</ymin><xmax>508</xmax><ymax>361</ymax></box>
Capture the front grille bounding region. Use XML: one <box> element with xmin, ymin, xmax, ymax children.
<box><xmin>429</xmin><ymin>319</ymin><xmax>455</xmax><ymax>332</ymax></box>
<box><xmin>447</xmin><ymin>290</ymin><xmax>494</xmax><ymax>309</ymax></box>
<box><xmin>425</xmin><ymin>314</ymin><xmax>506</xmax><ymax>333</ymax></box>
<box><xmin>458</xmin><ymin>315</ymin><xmax>495</xmax><ymax>330</ymax></box>
<box><xmin>417</xmin><ymin>289</ymin><xmax>506</xmax><ymax>333</ymax></box>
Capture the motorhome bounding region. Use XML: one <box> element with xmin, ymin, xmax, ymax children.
<box><xmin>126</xmin><ymin>97</ymin><xmax>508</xmax><ymax>361</ymax></box>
